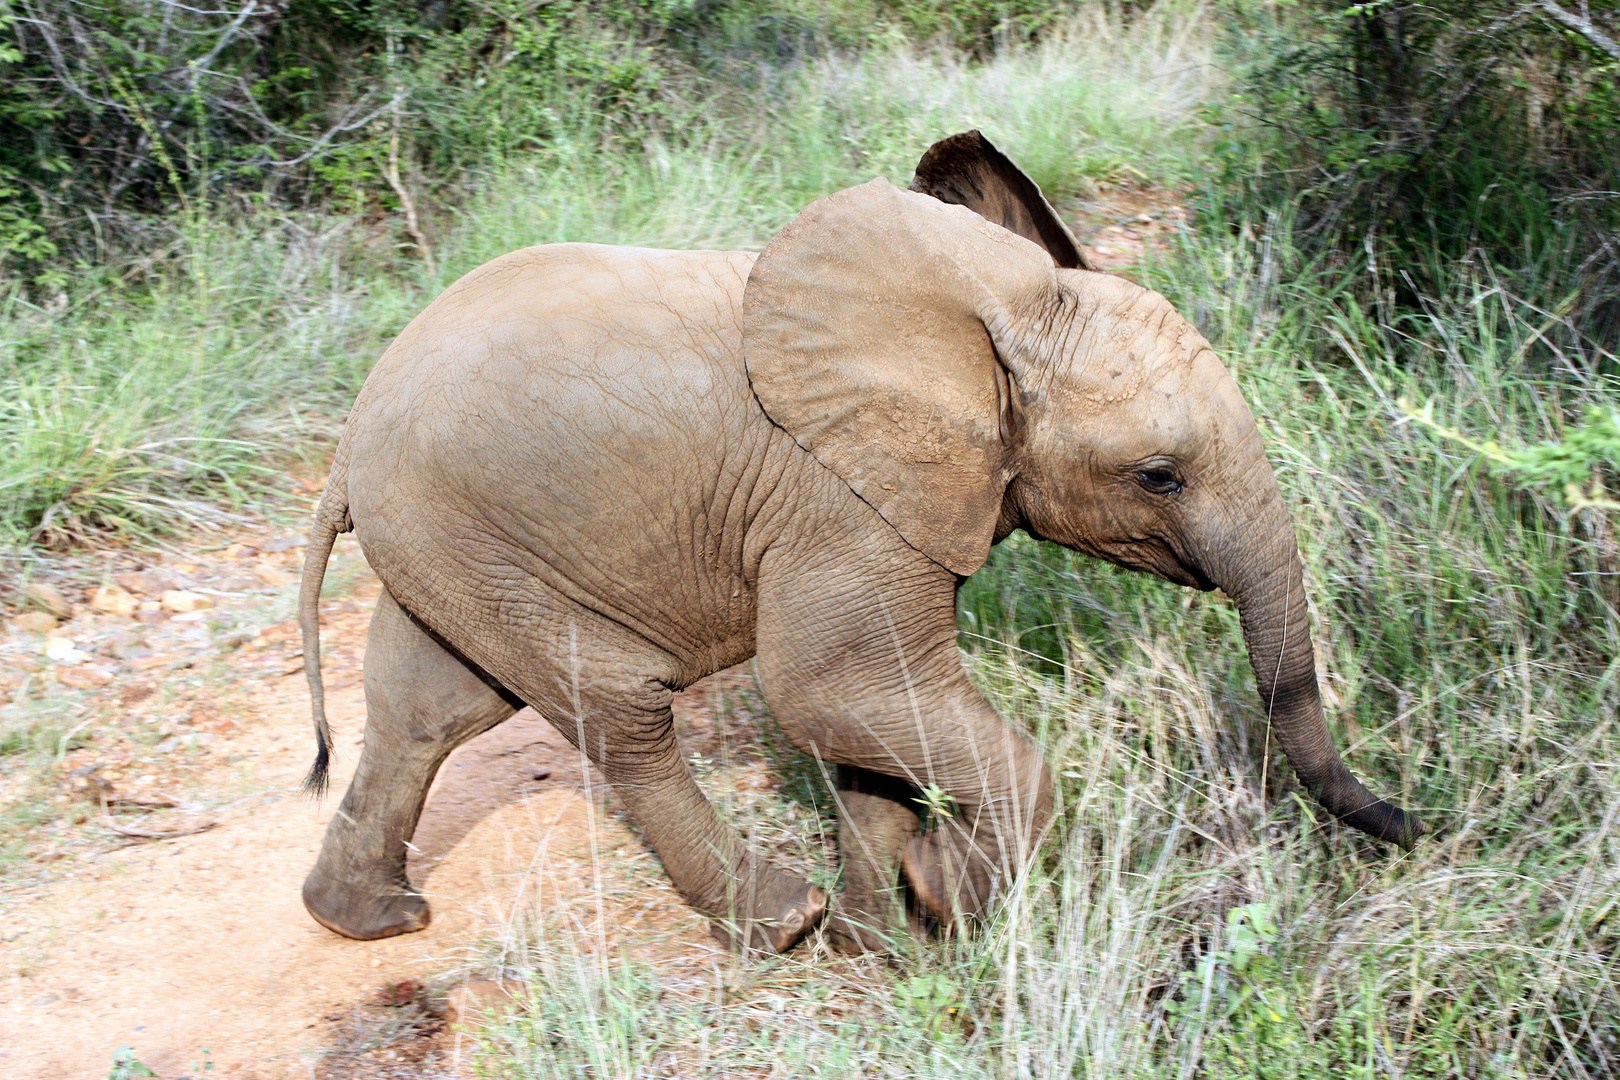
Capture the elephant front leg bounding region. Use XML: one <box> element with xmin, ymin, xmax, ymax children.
<box><xmin>827</xmin><ymin>765</ymin><xmax>920</xmax><ymax>954</ymax></box>
<box><xmin>303</xmin><ymin>589</ymin><xmax>518</xmax><ymax>940</ymax></box>
<box><xmin>641</xmin><ymin>782</ymin><xmax>827</xmax><ymax>954</ymax></box>
<box><xmin>754</xmin><ymin>523</ymin><xmax>1054</xmax><ymax>940</ymax></box>
<box><xmin>899</xmin><ymin>740</ymin><xmax>1052</xmax><ymax>931</ymax></box>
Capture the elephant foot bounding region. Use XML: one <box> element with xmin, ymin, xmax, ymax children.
<box><xmin>901</xmin><ymin>832</ymin><xmax>995</xmax><ymax>931</ymax></box>
<box><xmin>708</xmin><ymin>880</ymin><xmax>828</xmax><ymax>954</ymax></box>
<box><xmin>825</xmin><ymin>904</ymin><xmax>917</xmax><ymax>955</ymax></box>
<box><xmin>303</xmin><ymin>870</ymin><xmax>431</xmax><ymax>941</ymax></box>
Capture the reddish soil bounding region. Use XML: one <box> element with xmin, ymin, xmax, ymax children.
<box><xmin>0</xmin><ymin>526</ymin><xmax>772</xmax><ymax>1078</ymax></box>
<box><xmin>1070</xmin><ymin>185</ymin><xmax>1190</xmax><ymax>275</ymax></box>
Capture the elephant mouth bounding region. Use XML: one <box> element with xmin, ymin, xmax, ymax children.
<box><xmin>1102</xmin><ymin>538</ymin><xmax>1216</xmax><ymax>592</ymax></box>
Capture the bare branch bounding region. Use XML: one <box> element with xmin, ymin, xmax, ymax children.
<box><xmin>186</xmin><ymin>0</ymin><xmax>257</xmax><ymax>95</ymax></box>
<box><xmin>1534</xmin><ymin>0</ymin><xmax>1620</xmax><ymax>60</ymax></box>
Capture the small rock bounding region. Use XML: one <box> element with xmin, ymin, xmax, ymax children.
<box><xmin>24</xmin><ymin>582</ymin><xmax>72</xmax><ymax>619</ymax></box>
<box><xmin>254</xmin><ymin>563</ymin><xmax>293</xmax><ymax>588</ymax></box>
<box><xmin>160</xmin><ymin>590</ymin><xmax>213</xmax><ymax>614</ymax></box>
<box><xmin>261</xmin><ymin>535</ymin><xmax>306</xmax><ymax>553</ymax></box>
<box><xmin>444</xmin><ymin>979</ymin><xmax>526</xmax><ymax>1028</ymax></box>
<box><xmin>58</xmin><ymin>665</ymin><xmax>115</xmax><ymax>689</ymax></box>
<box><xmin>114</xmin><ymin>572</ymin><xmax>177</xmax><ymax>597</ymax></box>
<box><xmin>9</xmin><ymin>611</ymin><xmax>59</xmax><ymax>635</ymax></box>
<box><xmin>45</xmin><ymin>638</ymin><xmax>90</xmax><ymax>664</ymax></box>
<box><xmin>90</xmin><ymin>584</ymin><xmax>138</xmax><ymax>618</ymax></box>
<box><xmin>217</xmin><ymin>574</ymin><xmax>263</xmax><ymax>593</ymax></box>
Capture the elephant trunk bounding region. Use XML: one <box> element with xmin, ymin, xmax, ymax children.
<box><xmin>1214</xmin><ymin>481</ymin><xmax>1423</xmax><ymax>848</ymax></box>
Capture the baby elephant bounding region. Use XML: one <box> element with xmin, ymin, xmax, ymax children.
<box><xmin>299</xmin><ymin>131</ymin><xmax>1420</xmax><ymax>954</ymax></box>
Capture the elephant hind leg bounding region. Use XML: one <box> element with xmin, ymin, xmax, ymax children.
<box><xmin>827</xmin><ymin>765</ymin><xmax>920</xmax><ymax>954</ymax></box>
<box><xmin>303</xmin><ymin>588</ymin><xmax>520</xmax><ymax>940</ymax></box>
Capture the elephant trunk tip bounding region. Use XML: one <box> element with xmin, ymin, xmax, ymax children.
<box><xmin>1323</xmin><ymin>791</ymin><xmax>1424</xmax><ymax>850</ymax></box>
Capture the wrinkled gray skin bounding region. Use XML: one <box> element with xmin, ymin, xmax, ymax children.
<box><xmin>299</xmin><ymin>131</ymin><xmax>1421</xmax><ymax>954</ymax></box>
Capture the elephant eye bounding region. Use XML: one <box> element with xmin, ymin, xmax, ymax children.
<box><xmin>1135</xmin><ymin>467</ymin><xmax>1183</xmax><ymax>495</ymax></box>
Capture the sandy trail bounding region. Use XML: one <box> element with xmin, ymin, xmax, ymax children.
<box><xmin>0</xmin><ymin>549</ymin><xmax>731</xmax><ymax>1079</ymax></box>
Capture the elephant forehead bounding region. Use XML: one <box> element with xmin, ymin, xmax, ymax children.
<box><xmin>1044</xmin><ymin>280</ymin><xmax>1223</xmax><ymax>416</ymax></box>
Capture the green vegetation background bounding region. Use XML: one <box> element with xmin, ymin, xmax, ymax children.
<box><xmin>3</xmin><ymin>1</ymin><xmax>1618</xmax><ymax>1075</ymax></box>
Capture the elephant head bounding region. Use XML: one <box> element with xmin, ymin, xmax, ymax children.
<box><xmin>742</xmin><ymin>135</ymin><xmax>1421</xmax><ymax>847</ymax></box>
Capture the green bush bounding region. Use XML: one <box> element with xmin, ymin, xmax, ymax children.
<box><xmin>1204</xmin><ymin>1</ymin><xmax>1620</xmax><ymax>357</ymax></box>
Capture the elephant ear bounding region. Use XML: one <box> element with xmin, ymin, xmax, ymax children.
<box><xmin>743</xmin><ymin>177</ymin><xmax>1054</xmax><ymax>576</ymax></box>
<box><xmin>910</xmin><ymin>130</ymin><xmax>1093</xmax><ymax>271</ymax></box>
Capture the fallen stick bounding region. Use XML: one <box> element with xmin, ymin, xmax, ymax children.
<box><xmin>99</xmin><ymin>796</ymin><xmax>216</xmax><ymax>840</ymax></box>
<box><xmin>100</xmin><ymin>816</ymin><xmax>217</xmax><ymax>840</ymax></box>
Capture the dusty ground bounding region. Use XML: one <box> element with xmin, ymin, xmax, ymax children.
<box><xmin>0</xmin><ymin>190</ymin><xmax>1183</xmax><ymax>1079</ymax></box>
<box><xmin>0</xmin><ymin>520</ymin><xmax>795</xmax><ymax>1078</ymax></box>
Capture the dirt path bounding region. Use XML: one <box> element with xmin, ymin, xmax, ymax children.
<box><xmin>0</xmin><ymin>527</ymin><xmax>752</xmax><ymax>1079</ymax></box>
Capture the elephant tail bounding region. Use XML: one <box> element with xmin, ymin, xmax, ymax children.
<box><xmin>299</xmin><ymin>462</ymin><xmax>354</xmax><ymax>796</ymax></box>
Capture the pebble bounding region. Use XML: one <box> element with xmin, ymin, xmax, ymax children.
<box><xmin>9</xmin><ymin>612</ymin><xmax>59</xmax><ymax>634</ymax></box>
<box><xmin>58</xmin><ymin>665</ymin><xmax>116</xmax><ymax>689</ymax></box>
<box><xmin>45</xmin><ymin>638</ymin><xmax>90</xmax><ymax>664</ymax></box>
<box><xmin>90</xmin><ymin>584</ymin><xmax>138</xmax><ymax>618</ymax></box>
<box><xmin>160</xmin><ymin>590</ymin><xmax>213</xmax><ymax>614</ymax></box>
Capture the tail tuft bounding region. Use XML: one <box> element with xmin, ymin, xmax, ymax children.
<box><xmin>302</xmin><ymin>741</ymin><xmax>331</xmax><ymax>797</ymax></box>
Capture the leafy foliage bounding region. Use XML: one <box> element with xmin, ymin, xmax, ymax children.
<box><xmin>0</xmin><ymin>0</ymin><xmax>1116</xmax><ymax>282</ymax></box>
<box><xmin>1402</xmin><ymin>398</ymin><xmax>1620</xmax><ymax>510</ymax></box>
<box><xmin>1207</xmin><ymin>1</ymin><xmax>1620</xmax><ymax>352</ymax></box>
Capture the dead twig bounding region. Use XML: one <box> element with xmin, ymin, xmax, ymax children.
<box><xmin>100</xmin><ymin>796</ymin><xmax>216</xmax><ymax>840</ymax></box>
